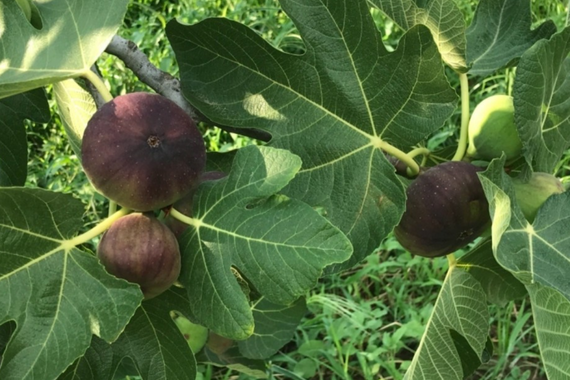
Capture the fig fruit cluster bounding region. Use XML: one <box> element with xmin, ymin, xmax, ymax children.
<box><xmin>394</xmin><ymin>161</ymin><xmax>491</xmax><ymax>258</ymax></box>
<box><xmin>82</xmin><ymin>92</ymin><xmax>208</xmax><ymax>299</ymax></box>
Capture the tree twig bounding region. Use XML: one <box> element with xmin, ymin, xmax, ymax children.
<box><xmin>104</xmin><ymin>35</ymin><xmax>271</xmax><ymax>142</ymax></box>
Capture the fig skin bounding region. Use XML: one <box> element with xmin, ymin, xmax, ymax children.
<box><xmin>98</xmin><ymin>213</ymin><xmax>181</xmax><ymax>299</ymax></box>
<box><xmin>81</xmin><ymin>92</ymin><xmax>206</xmax><ymax>211</ymax></box>
<box><xmin>467</xmin><ymin>95</ymin><xmax>522</xmax><ymax>162</ymax></box>
<box><xmin>512</xmin><ymin>172</ymin><xmax>564</xmax><ymax>223</ymax></box>
<box><xmin>394</xmin><ymin>161</ymin><xmax>491</xmax><ymax>258</ymax></box>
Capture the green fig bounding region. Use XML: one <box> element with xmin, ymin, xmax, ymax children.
<box><xmin>81</xmin><ymin>92</ymin><xmax>206</xmax><ymax>211</ymax></box>
<box><xmin>394</xmin><ymin>161</ymin><xmax>491</xmax><ymax>258</ymax></box>
<box><xmin>467</xmin><ymin>95</ymin><xmax>522</xmax><ymax>162</ymax></box>
<box><xmin>172</xmin><ymin>313</ymin><xmax>209</xmax><ymax>353</ymax></box>
<box><xmin>512</xmin><ymin>172</ymin><xmax>564</xmax><ymax>223</ymax></box>
<box><xmin>97</xmin><ymin>213</ymin><xmax>181</xmax><ymax>299</ymax></box>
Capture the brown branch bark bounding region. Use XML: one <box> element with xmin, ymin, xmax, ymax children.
<box><xmin>104</xmin><ymin>35</ymin><xmax>271</xmax><ymax>142</ymax></box>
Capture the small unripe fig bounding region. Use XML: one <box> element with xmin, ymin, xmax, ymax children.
<box><xmin>394</xmin><ymin>161</ymin><xmax>491</xmax><ymax>258</ymax></box>
<box><xmin>98</xmin><ymin>213</ymin><xmax>181</xmax><ymax>299</ymax></box>
<box><xmin>512</xmin><ymin>172</ymin><xmax>564</xmax><ymax>223</ymax></box>
<box><xmin>467</xmin><ymin>95</ymin><xmax>522</xmax><ymax>162</ymax></box>
<box><xmin>82</xmin><ymin>92</ymin><xmax>206</xmax><ymax>211</ymax></box>
<box><xmin>172</xmin><ymin>313</ymin><xmax>209</xmax><ymax>353</ymax></box>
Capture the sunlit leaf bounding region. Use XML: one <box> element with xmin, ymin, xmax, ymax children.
<box><xmin>0</xmin><ymin>0</ymin><xmax>128</xmax><ymax>98</ymax></box>
<box><xmin>370</xmin><ymin>0</ymin><xmax>468</xmax><ymax>72</ymax></box>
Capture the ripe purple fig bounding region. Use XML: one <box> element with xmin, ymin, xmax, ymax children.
<box><xmin>394</xmin><ymin>161</ymin><xmax>491</xmax><ymax>258</ymax></box>
<box><xmin>98</xmin><ymin>213</ymin><xmax>181</xmax><ymax>299</ymax></box>
<box><xmin>81</xmin><ymin>92</ymin><xmax>206</xmax><ymax>211</ymax></box>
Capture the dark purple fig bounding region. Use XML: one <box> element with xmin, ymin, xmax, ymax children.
<box><xmin>165</xmin><ymin>171</ymin><xmax>227</xmax><ymax>237</ymax></box>
<box><xmin>394</xmin><ymin>161</ymin><xmax>491</xmax><ymax>258</ymax></box>
<box><xmin>81</xmin><ymin>92</ymin><xmax>206</xmax><ymax>211</ymax></box>
<box><xmin>98</xmin><ymin>212</ymin><xmax>181</xmax><ymax>299</ymax></box>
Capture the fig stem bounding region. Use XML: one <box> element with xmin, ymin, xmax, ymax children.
<box><xmin>451</xmin><ymin>73</ymin><xmax>470</xmax><ymax>162</ymax></box>
<box><xmin>62</xmin><ymin>208</ymin><xmax>130</xmax><ymax>250</ymax></box>
<box><xmin>446</xmin><ymin>253</ymin><xmax>457</xmax><ymax>268</ymax></box>
<box><xmin>380</xmin><ymin>141</ymin><xmax>421</xmax><ymax>176</ymax></box>
<box><xmin>108</xmin><ymin>201</ymin><xmax>117</xmax><ymax>218</ymax></box>
<box><xmin>404</xmin><ymin>147</ymin><xmax>430</xmax><ymax>176</ymax></box>
<box><xmin>407</xmin><ymin>147</ymin><xmax>431</xmax><ymax>160</ymax></box>
<box><xmin>81</xmin><ymin>69</ymin><xmax>114</xmax><ymax>104</ymax></box>
<box><xmin>170</xmin><ymin>207</ymin><xmax>196</xmax><ymax>227</ymax></box>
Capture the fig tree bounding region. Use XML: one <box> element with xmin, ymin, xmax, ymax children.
<box><xmin>81</xmin><ymin>92</ymin><xmax>206</xmax><ymax>211</ymax></box>
<box><xmin>97</xmin><ymin>212</ymin><xmax>181</xmax><ymax>299</ymax></box>
<box><xmin>512</xmin><ymin>172</ymin><xmax>564</xmax><ymax>223</ymax></box>
<box><xmin>394</xmin><ymin>161</ymin><xmax>491</xmax><ymax>258</ymax></box>
<box><xmin>467</xmin><ymin>95</ymin><xmax>522</xmax><ymax>162</ymax></box>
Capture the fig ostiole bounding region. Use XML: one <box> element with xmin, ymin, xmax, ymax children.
<box><xmin>467</xmin><ymin>94</ymin><xmax>522</xmax><ymax>162</ymax></box>
<box><xmin>81</xmin><ymin>92</ymin><xmax>206</xmax><ymax>212</ymax></box>
<box><xmin>97</xmin><ymin>212</ymin><xmax>181</xmax><ymax>299</ymax></box>
<box><xmin>512</xmin><ymin>172</ymin><xmax>564</xmax><ymax>223</ymax></box>
<box><xmin>394</xmin><ymin>161</ymin><xmax>491</xmax><ymax>258</ymax></box>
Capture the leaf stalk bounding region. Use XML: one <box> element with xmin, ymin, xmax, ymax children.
<box><xmin>63</xmin><ymin>207</ymin><xmax>130</xmax><ymax>250</ymax></box>
<box><xmin>81</xmin><ymin>69</ymin><xmax>114</xmax><ymax>104</ymax></box>
<box><xmin>452</xmin><ymin>73</ymin><xmax>470</xmax><ymax>162</ymax></box>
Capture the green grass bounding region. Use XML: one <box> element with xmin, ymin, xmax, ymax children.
<box><xmin>23</xmin><ymin>0</ymin><xmax>569</xmax><ymax>379</ymax></box>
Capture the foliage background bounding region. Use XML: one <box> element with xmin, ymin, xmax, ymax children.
<box><xmin>23</xmin><ymin>0</ymin><xmax>569</xmax><ymax>379</ymax></box>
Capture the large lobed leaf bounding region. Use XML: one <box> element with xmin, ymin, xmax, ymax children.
<box><xmin>466</xmin><ymin>0</ymin><xmax>557</xmax><ymax>76</ymax></box>
<box><xmin>514</xmin><ymin>26</ymin><xmax>570</xmax><ymax>173</ymax></box>
<box><xmin>369</xmin><ymin>0</ymin><xmax>468</xmax><ymax>72</ymax></box>
<box><xmin>404</xmin><ymin>268</ymin><xmax>489</xmax><ymax>380</ymax></box>
<box><xmin>479</xmin><ymin>159</ymin><xmax>570</xmax><ymax>304</ymax></box>
<box><xmin>0</xmin><ymin>189</ymin><xmax>142</xmax><ymax>380</ymax></box>
<box><xmin>60</xmin><ymin>287</ymin><xmax>197</xmax><ymax>380</ymax></box>
<box><xmin>177</xmin><ymin>146</ymin><xmax>352</xmax><ymax>340</ymax></box>
<box><xmin>0</xmin><ymin>0</ymin><xmax>128</xmax><ymax>98</ymax></box>
<box><xmin>167</xmin><ymin>0</ymin><xmax>457</xmax><ymax>272</ymax></box>
<box><xmin>528</xmin><ymin>284</ymin><xmax>570</xmax><ymax>380</ymax></box>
